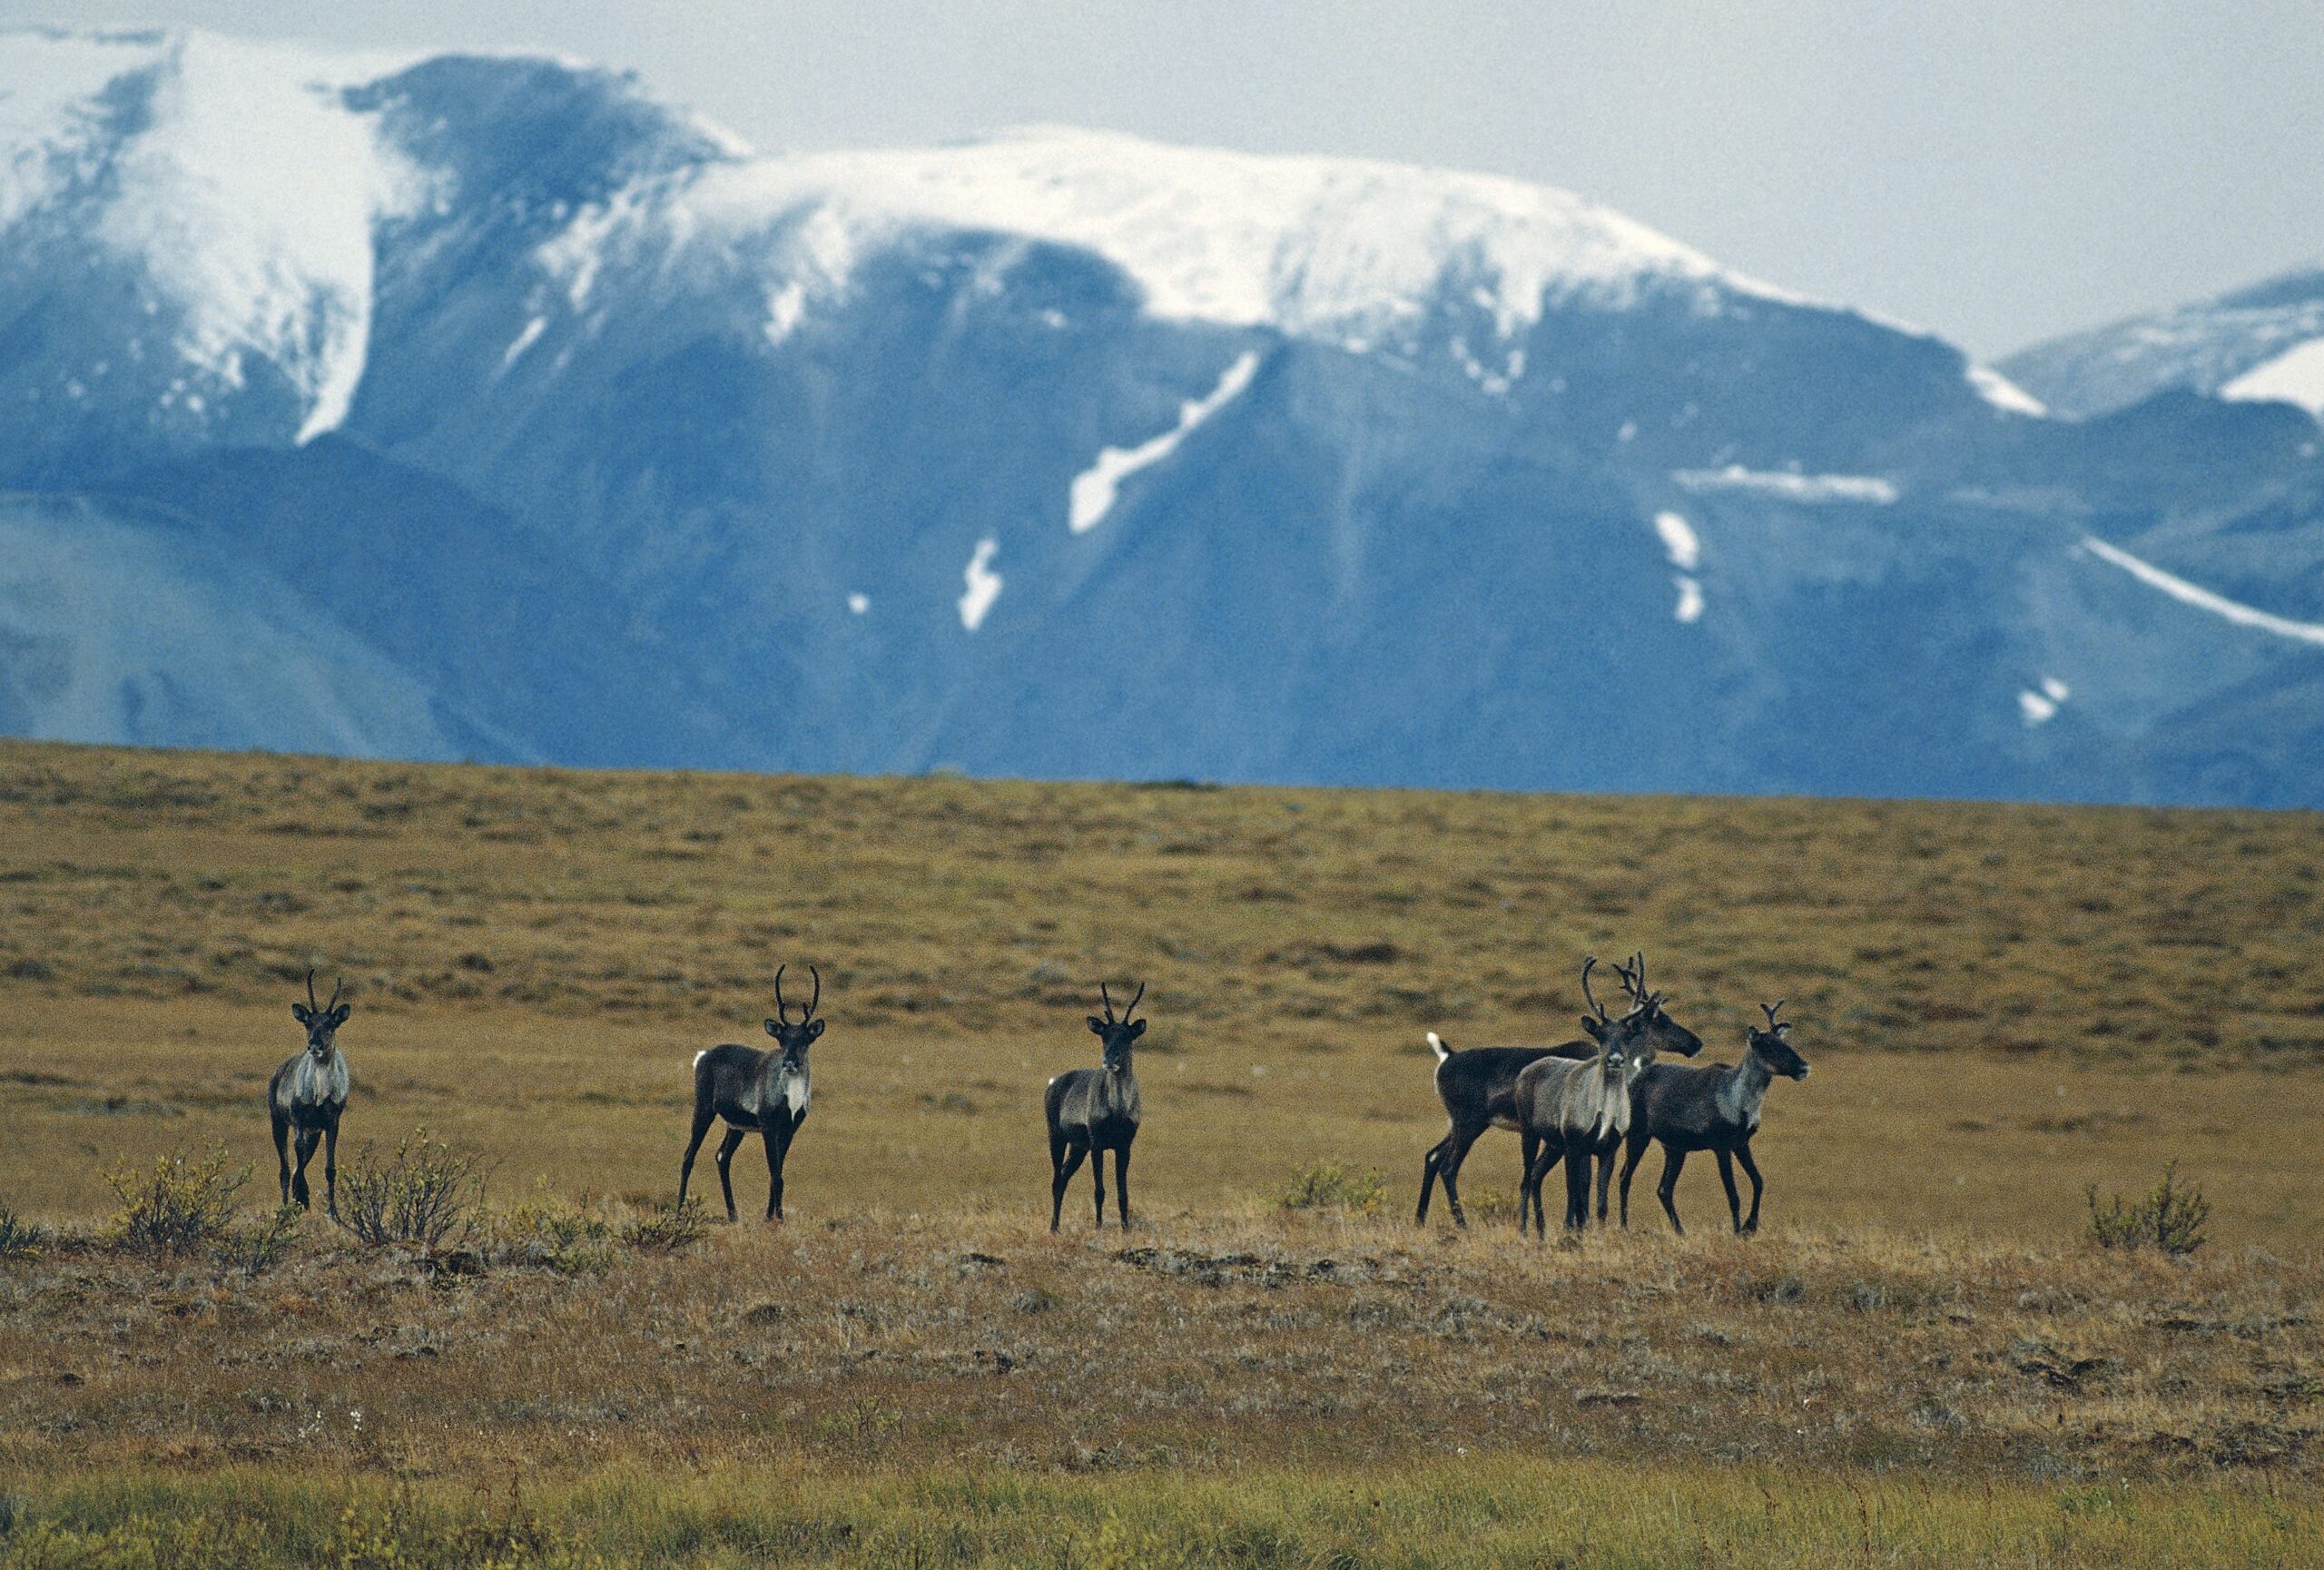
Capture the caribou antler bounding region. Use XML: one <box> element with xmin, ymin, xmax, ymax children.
<box><xmin>1581</xmin><ymin>954</ymin><xmax>1611</xmax><ymax>1022</ymax></box>
<box><xmin>1761</xmin><ymin>999</ymin><xmax>1787</xmax><ymax>1033</ymax></box>
<box><xmin>306</xmin><ymin>969</ymin><xmax>320</xmax><ymax>1012</ymax></box>
<box><xmin>1615</xmin><ymin>952</ymin><xmax>1645</xmax><ymax>1002</ymax></box>
<box><xmin>774</xmin><ymin>964</ymin><xmax>792</xmax><ymax>1023</ymax></box>
<box><xmin>326</xmin><ymin>975</ymin><xmax>344</xmax><ymax>1014</ymax></box>
<box><xmin>803</xmin><ymin>964</ymin><xmax>821</xmax><ymax>1022</ymax></box>
<box><xmin>1097</xmin><ymin>980</ymin><xmax>1147</xmax><ymax>1026</ymax></box>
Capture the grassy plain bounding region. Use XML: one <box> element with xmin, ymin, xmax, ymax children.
<box><xmin>0</xmin><ymin>739</ymin><xmax>2319</xmax><ymax>1565</ymax></box>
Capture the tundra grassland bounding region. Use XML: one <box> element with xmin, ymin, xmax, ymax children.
<box><xmin>0</xmin><ymin>739</ymin><xmax>2319</xmax><ymax>1566</ymax></box>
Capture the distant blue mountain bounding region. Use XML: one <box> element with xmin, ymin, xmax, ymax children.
<box><xmin>3</xmin><ymin>28</ymin><xmax>2321</xmax><ymax>805</ymax></box>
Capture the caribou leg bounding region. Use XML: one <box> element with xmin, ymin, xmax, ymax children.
<box><xmin>290</xmin><ymin>1126</ymin><xmax>320</xmax><ymax>1211</ymax></box>
<box><xmin>1113</xmin><ymin>1143</ymin><xmax>1132</xmax><ymax>1229</ymax></box>
<box><xmin>1517</xmin><ymin>1130</ymin><xmax>1541</xmax><ymax>1233</ymax></box>
<box><xmin>714</xmin><ymin>1128</ymin><xmax>746</xmax><ymax>1223</ymax></box>
<box><xmin>1656</xmin><ymin>1146</ymin><xmax>1689</xmax><ymax>1236</ymax></box>
<box><xmin>677</xmin><ymin>1107</ymin><xmax>716</xmax><ymax>1211</ymax></box>
<box><xmin>762</xmin><ymin>1125</ymin><xmax>787</xmax><ymax>1222</ymax></box>
<box><xmin>1415</xmin><ymin>1135</ymin><xmax>1449</xmax><ymax>1225</ymax></box>
<box><xmin>1563</xmin><ymin>1144</ymin><xmax>1592</xmax><ymax>1230</ymax></box>
<box><xmin>1437</xmin><ymin>1124</ymin><xmax>1485</xmax><ymax>1229</ymax></box>
<box><xmin>1735</xmin><ymin>1141</ymin><xmax>1766</xmax><ymax>1235</ymax></box>
<box><xmin>1618</xmin><ymin>1130</ymin><xmax>1650</xmax><ymax>1229</ymax></box>
<box><xmin>322</xmin><ymin>1117</ymin><xmax>340</xmax><ymax>1219</ymax></box>
<box><xmin>1050</xmin><ymin>1142</ymin><xmax>1088</xmax><ymax>1232</ymax></box>
<box><xmin>1715</xmin><ymin>1148</ymin><xmax>1744</xmax><ymax>1234</ymax></box>
<box><xmin>271</xmin><ymin>1108</ymin><xmax>292</xmax><ymax>1207</ymax></box>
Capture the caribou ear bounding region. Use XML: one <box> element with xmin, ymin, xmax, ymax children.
<box><xmin>330</xmin><ymin>1005</ymin><xmax>351</xmax><ymax>1026</ymax></box>
<box><xmin>291</xmin><ymin>1003</ymin><xmax>312</xmax><ymax>1024</ymax></box>
<box><xmin>1128</xmin><ymin>1019</ymin><xmax>1147</xmax><ymax>1040</ymax></box>
<box><xmin>765</xmin><ymin>1018</ymin><xmax>783</xmax><ymax>1037</ymax></box>
<box><xmin>1088</xmin><ymin>1016</ymin><xmax>1108</xmax><ymax>1034</ymax></box>
<box><xmin>1580</xmin><ymin>1015</ymin><xmax>1607</xmax><ymax>1042</ymax></box>
<box><xmin>806</xmin><ymin>1018</ymin><xmax>825</xmax><ymax>1042</ymax></box>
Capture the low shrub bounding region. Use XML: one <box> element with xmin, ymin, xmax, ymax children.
<box><xmin>335</xmin><ymin>1128</ymin><xmax>487</xmax><ymax>1254</ymax></box>
<box><xmin>2086</xmin><ymin>1160</ymin><xmax>2211</xmax><ymax>1256</ymax></box>
<box><xmin>104</xmin><ymin>1147</ymin><xmax>246</xmax><ymax>1257</ymax></box>
<box><xmin>0</xmin><ymin>1202</ymin><xmax>45</xmax><ymax>1260</ymax></box>
<box><xmin>216</xmin><ymin>1203</ymin><xmax>304</xmax><ymax>1279</ymax></box>
<box><xmin>496</xmin><ymin>1181</ymin><xmax>615</xmax><ymax>1273</ymax></box>
<box><xmin>621</xmin><ymin>1198</ymin><xmax>711</xmax><ymax>1254</ymax></box>
<box><xmin>1275</xmin><ymin>1161</ymin><xmax>1390</xmax><ymax>1217</ymax></box>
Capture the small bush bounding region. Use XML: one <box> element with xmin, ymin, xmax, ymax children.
<box><xmin>2087</xmin><ymin>1161</ymin><xmax>2211</xmax><ymax>1256</ymax></box>
<box><xmin>215</xmin><ymin>1203</ymin><xmax>304</xmax><ymax>1279</ymax></box>
<box><xmin>621</xmin><ymin>1197</ymin><xmax>711</xmax><ymax>1254</ymax></box>
<box><xmin>105</xmin><ymin>1147</ymin><xmax>247</xmax><ymax>1256</ymax></box>
<box><xmin>0</xmin><ymin>1202</ymin><xmax>45</xmax><ymax>1260</ymax></box>
<box><xmin>1276</xmin><ymin>1162</ymin><xmax>1390</xmax><ymax>1217</ymax></box>
<box><xmin>335</xmin><ymin>1129</ymin><xmax>486</xmax><ymax>1254</ymax></box>
<box><xmin>496</xmin><ymin>1181</ymin><xmax>615</xmax><ymax>1273</ymax></box>
<box><xmin>1461</xmin><ymin>1185</ymin><xmax>1522</xmax><ymax>1228</ymax></box>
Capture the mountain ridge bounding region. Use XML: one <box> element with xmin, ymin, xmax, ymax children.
<box><xmin>0</xmin><ymin>26</ymin><xmax>2319</xmax><ymax>806</ymax></box>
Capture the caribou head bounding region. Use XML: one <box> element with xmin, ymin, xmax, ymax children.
<box><xmin>290</xmin><ymin>971</ymin><xmax>350</xmax><ymax>1061</ymax></box>
<box><xmin>763</xmin><ymin>963</ymin><xmax>826</xmax><ymax>1069</ymax></box>
<box><xmin>1087</xmin><ymin>981</ymin><xmax>1146</xmax><ymax>1071</ymax></box>
<box><xmin>1575</xmin><ymin>954</ymin><xmax>1653</xmax><ymax>1082</ymax></box>
<box><xmin>1614</xmin><ymin>951</ymin><xmax>1705</xmax><ymax>1058</ymax></box>
<box><xmin>1745</xmin><ymin>1000</ymin><xmax>1810</xmax><ymax>1081</ymax></box>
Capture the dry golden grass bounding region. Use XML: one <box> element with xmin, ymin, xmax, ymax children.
<box><xmin>0</xmin><ymin>738</ymin><xmax>2319</xmax><ymax>1561</ymax></box>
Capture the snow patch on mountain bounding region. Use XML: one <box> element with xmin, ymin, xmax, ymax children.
<box><xmin>2219</xmin><ymin>335</ymin><xmax>2324</xmax><ymax>418</ymax></box>
<box><xmin>1967</xmin><ymin>365</ymin><xmax>2046</xmax><ymax>417</ymax></box>
<box><xmin>0</xmin><ymin>28</ymin><xmax>428</xmax><ymax>442</ymax></box>
<box><xmin>2018</xmin><ymin>676</ymin><xmax>2070</xmax><ymax>726</ymax></box>
<box><xmin>1673</xmin><ymin>466</ymin><xmax>1900</xmax><ymax>505</ymax></box>
<box><xmin>2080</xmin><ymin>536</ymin><xmax>2324</xmax><ymax>647</ymax></box>
<box><xmin>1651</xmin><ymin>510</ymin><xmax>1700</xmax><ymax>571</ymax></box>
<box><xmin>959</xmin><ymin>538</ymin><xmax>1002</xmax><ymax>631</ymax></box>
<box><xmin>1070</xmin><ymin>351</ymin><xmax>1258</xmax><ymax>533</ymax></box>
<box><xmin>665</xmin><ymin>126</ymin><xmax>1792</xmax><ymax>352</ymax></box>
<box><xmin>499</xmin><ymin>315</ymin><xmax>547</xmax><ymax>369</ymax></box>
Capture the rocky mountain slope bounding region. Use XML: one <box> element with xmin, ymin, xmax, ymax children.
<box><xmin>3</xmin><ymin>27</ymin><xmax>2320</xmax><ymax>805</ymax></box>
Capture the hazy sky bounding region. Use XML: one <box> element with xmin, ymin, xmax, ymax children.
<box><xmin>10</xmin><ymin>0</ymin><xmax>2321</xmax><ymax>356</ymax></box>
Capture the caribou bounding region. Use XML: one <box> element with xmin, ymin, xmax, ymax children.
<box><xmin>1046</xmin><ymin>982</ymin><xmax>1145</xmax><ymax>1232</ymax></box>
<box><xmin>678</xmin><ymin>965</ymin><xmax>826</xmax><ymax>1223</ymax></box>
<box><xmin>1508</xmin><ymin>961</ymin><xmax>1659</xmax><ymax>1235</ymax></box>
<box><xmin>1416</xmin><ymin>953</ymin><xmax>1701</xmax><ymax>1229</ymax></box>
<box><xmin>269</xmin><ymin>971</ymin><xmax>352</xmax><ymax>1214</ymax></box>
<box><xmin>1617</xmin><ymin>1000</ymin><xmax>1811</xmax><ymax>1235</ymax></box>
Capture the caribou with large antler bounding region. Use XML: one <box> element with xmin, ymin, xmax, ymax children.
<box><xmin>1417</xmin><ymin>952</ymin><xmax>1702</xmax><ymax>1229</ymax></box>
<box><xmin>1616</xmin><ymin>999</ymin><xmax>1812</xmax><ymax>1235</ymax></box>
<box><xmin>1508</xmin><ymin>959</ymin><xmax>1663</xmax><ymax>1235</ymax></box>
<box><xmin>679</xmin><ymin>964</ymin><xmax>827</xmax><ymax>1222</ymax></box>
<box><xmin>269</xmin><ymin>970</ymin><xmax>353</xmax><ymax>1213</ymax></box>
<box><xmin>1046</xmin><ymin>982</ymin><xmax>1146</xmax><ymax>1231</ymax></box>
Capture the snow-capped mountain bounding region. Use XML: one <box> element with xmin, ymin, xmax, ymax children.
<box><xmin>4</xmin><ymin>27</ymin><xmax>2321</xmax><ymax>805</ymax></box>
<box><xmin>2001</xmin><ymin>263</ymin><xmax>2324</xmax><ymax>421</ymax></box>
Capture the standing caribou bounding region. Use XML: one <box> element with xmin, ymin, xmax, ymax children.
<box><xmin>1046</xmin><ymin>982</ymin><xmax>1145</xmax><ymax>1231</ymax></box>
<box><xmin>269</xmin><ymin>971</ymin><xmax>352</xmax><ymax>1214</ymax></box>
<box><xmin>1416</xmin><ymin>953</ymin><xmax>1701</xmax><ymax>1229</ymax></box>
<box><xmin>1510</xmin><ymin>986</ymin><xmax>1655</xmax><ymax>1237</ymax></box>
<box><xmin>678</xmin><ymin>965</ymin><xmax>825</xmax><ymax>1223</ymax></box>
<box><xmin>1617</xmin><ymin>1001</ymin><xmax>1811</xmax><ymax>1235</ymax></box>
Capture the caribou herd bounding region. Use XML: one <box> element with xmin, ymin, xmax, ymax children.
<box><xmin>267</xmin><ymin>949</ymin><xmax>1807</xmax><ymax>1236</ymax></box>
